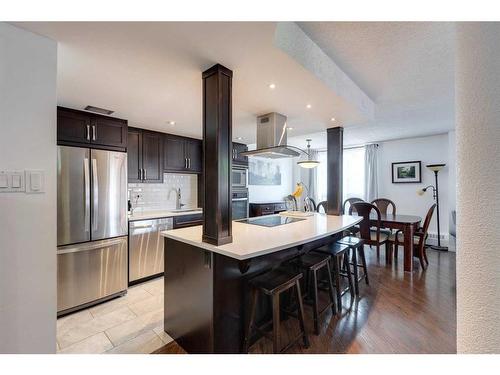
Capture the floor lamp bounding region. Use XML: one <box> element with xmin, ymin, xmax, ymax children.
<box><xmin>417</xmin><ymin>163</ymin><xmax>448</xmax><ymax>251</ymax></box>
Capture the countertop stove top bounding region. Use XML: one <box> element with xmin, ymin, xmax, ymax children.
<box><xmin>237</xmin><ymin>215</ymin><xmax>305</xmax><ymax>227</ymax></box>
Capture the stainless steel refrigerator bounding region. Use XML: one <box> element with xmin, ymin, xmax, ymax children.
<box><xmin>57</xmin><ymin>146</ymin><xmax>128</xmax><ymax>314</ymax></box>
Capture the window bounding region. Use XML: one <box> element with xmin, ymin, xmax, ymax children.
<box><xmin>315</xmin><ymin>146</ymin><xmax>365</xmax><ymax>205</ymax></box>
<box><xmin>343</xmin><ymin>147</ymin><xmax>365</xmax><ymax>201</ymax></box>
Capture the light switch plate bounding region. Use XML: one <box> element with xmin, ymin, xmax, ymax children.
<box><xmin>0</xmin><ymin>171</ymin><xmax>25</xmax><ymax>192</ymax></box>
<box><xmin>25</xmin><ymin>170</ymin><xmax>45</xmax><ymax>193</ymax></box>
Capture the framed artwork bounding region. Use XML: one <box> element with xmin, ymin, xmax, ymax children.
<box><xmin>392</xmin><ymin>161</ymin><xmax>422</xmax><ymax>183</ymax></box>
<box><xmin>248</xmin><ymin>159</ymin><xmax>282</xmax><ymax>186</ymax></box>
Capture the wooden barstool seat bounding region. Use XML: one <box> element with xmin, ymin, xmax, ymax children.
<box><xmin>244</xmin><ymin>268</ymin><xmax>309</xmax><ymax>353</ymax></box>
<box><xmin>296</xmin><ymin>252</ymin><xmax>336</xmax><ymax>335</ymax></box>
<box><xmin>313</xmin><ymin>243</ymin><xmax>355</xmax><ymax>312</ymax></box>
<box><xmin>336</xmin><ymin>236</ymin><xmax>369</xmax><ymax>296</ymax></box>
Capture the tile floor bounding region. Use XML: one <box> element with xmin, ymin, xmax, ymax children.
<box><xmin>57</xmin><ymin>277</ymin><xmax>172</xmax><ymax>354</ymax></box>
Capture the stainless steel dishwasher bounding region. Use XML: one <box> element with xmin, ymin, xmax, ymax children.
<box><xmin>129</xmin><ymin>217</ymin><xmax>173</xmax><ymax>284</ymax></box>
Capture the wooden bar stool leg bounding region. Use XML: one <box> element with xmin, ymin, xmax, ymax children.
<box><xmin>272</xmin><ymin>293</ymin><xmax>281</xmax><ymax>354</ymax></box>
<box><xmin>351</xmin><ymin>247</ymin><xmax>359</xmax><ymax>296</ymax></box>
<box><xmin>325</xmin><ymin>259</ymin><xmax>337</xmax><ymax>314</ymax></box>
<box><xmin>312</xmin><ymin>269</ymin><xmax>319</xmax><ymax>335</ymax></box>
<box><xmin>244</xmin><ymin>288</ymin><xmax>258</xmax><ymax>353</ymax></box>
<box><xmin>359</xmin><ymin>246</ymin><xmax>369</xmax><ymax>285</ymax></box>
<box><xmin>343</xmin><ymin>253</ymin><xmax>355</xmax><ymax>302</ymax></box>
<box><xmin>295</xmin><ymin>280</ymin><xmax>310</xmax><ymax>348</ymax></box>
<box><xmin>332</xmin><ymin>255</ymin><xmax>342</xmax><ymax>313</ymax></box>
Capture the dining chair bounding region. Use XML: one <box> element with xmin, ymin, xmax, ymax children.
<box><xmin>371</xmin><ymin>198</ymin><xmax>396</xmax><ymax>215</ymax></box>
<box><xmin>349</xmin><ymin>202</ymin><xmax>390</xmax><ymax>261</ymax></box>
<box><xmin>343</xmin><ymin>198</ymin><xmax>364</xmax><ymax>236</ymax></box>
<box><xmin>389</xmin><ymin>204</ymin><xmax>436</xmax><ymax>269</ymax></box>
<box><xmin>371</xmin><ymin>198</ymin><xmax>397</xmax><ymax>235</ymax></box>
<box><xmin>316</xmin><ymin>201</ymin><xmax>327</xmax><ymax>213</ymax></box>
<box><xmin>342</xmin><ymin>197</ymin><xmax>364</xmax><ymax>214</ymax></box>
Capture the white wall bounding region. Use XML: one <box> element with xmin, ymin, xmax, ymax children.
<box><xmin>0</xmin><ymin>23</ymin><xmax>57</xmax><ymax>353</ymax></box>
<box><xmin>377</xmin><ymin>133</ymin><xmax>454</xmax><ymax>244</ymax></box>
<box><xmin>456</xmin><ymin>22</ymin><xmax>500</xmax><ymax>354</ymax></box>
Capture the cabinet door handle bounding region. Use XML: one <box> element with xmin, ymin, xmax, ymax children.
<box><xmin>139</xmin><ymin>168</ymin><xmax>142</xmax><ymax>180</ymax></box>
<box><xmin>144</xmin><ymin>169</ymin><xmax>147</xmax><ymax>180</ymax></box>
<box><xmin>86</xmin><ymin>124</ymin><xmax>90</xmax><ymax>141</ymax></box>
<box><xmin>92</xmin><ymin>125</ymin><xmax>96</xmax><ymax>141</ymax></box>
<box><xmin>185</xmin><ymin>158</ymin><xmax>187</xmax><ymax>169</ymax></box>
<box><xmin>188</xmin><ymin>158</ymin><xmax>191</xmax><ymax>169</ymax></box>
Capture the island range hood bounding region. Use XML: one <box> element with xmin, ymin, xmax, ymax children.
<box><xmin>241</xmin><ymin>112</ymin><xmax>300</xmax><ymax>159</ymax></box>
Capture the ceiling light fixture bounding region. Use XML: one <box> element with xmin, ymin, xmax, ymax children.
<box><xmin>236</xmin><ymin>137</ymin><xmax>243</xmax><ymax>140</ymax></box>
<box><xmin>269</xmin><ymin>83</ymin><xmax>276</xmax><ymax>89</ymax></box>
<box><xmin>297</xmin><ymin>139</ymin><xmax>320</xmax><ymax>169</ymax></box>
<box><xmin>306</xmin><ymin>104</ymin><xmax>312</xmax><ymax>109</ymax></box>
<box><xmin>331</xmin><ymin>117</ymin><xmax>336</xmax><ymax>122</ymax></box>
<box><xmin>287</xmin><ymin>127</ymin><xmax>293</xmax><ymax>130</ymax></box>
<box><xmin>168</xmin><ymin>121</ymin><xmax>176</xmax><ymax>126</ymax></box>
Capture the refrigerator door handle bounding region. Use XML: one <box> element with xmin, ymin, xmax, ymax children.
<box><xmin>92</xmin><ymin>158</ymin><xmax>98</xmax><ymax>231</ymax></box>
<box><xmin>84</xmin><ymin>158</ymin><xmax>90</xmax><ymax>233</ymax></box>
<box><xmin>57</xmin><ymin>237</ymin><xmax>126</xmax><ymax>254</ymax></box>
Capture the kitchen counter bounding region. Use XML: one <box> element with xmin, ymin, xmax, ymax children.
<box><xmin>161</xmin><ymin>213</ymin><xmax>360</xmax><ymax>260</ymax></box>
<box><xmin>161</xmin><ymin>212</ymin><xmax>361</xmax><ymax>353</ymax></box>
<box><xmin>127</xmin><ymin>209</ymin><xmax>202</xmax><ymax>221</ymax></box>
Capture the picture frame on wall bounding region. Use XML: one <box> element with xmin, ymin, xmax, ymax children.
<box><xmin>392</xmin><ymin>161</ymin><xmax>422</xmax><ymax>183</ymax></box>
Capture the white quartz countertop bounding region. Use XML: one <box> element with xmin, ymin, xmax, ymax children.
<box><xmin>160</xmin><ymin>213</ymin><xmax>362</xmax><ymax>260</ymax></box>
<box><xmin>128</xmin><ymin>209</ymin><xmax>202</xmax><ymax>222</ymax></box>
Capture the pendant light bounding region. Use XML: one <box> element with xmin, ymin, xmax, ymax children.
<box><xmin>297</xmin><ymin>139</ymin><xmax>320</xmax><ymax>169</ymax></box>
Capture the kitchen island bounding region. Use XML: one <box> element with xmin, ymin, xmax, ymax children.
<box><xmin>161</xmin><ymin>213</ymin><xmax>361</xmax><ymax>353</ymax></box>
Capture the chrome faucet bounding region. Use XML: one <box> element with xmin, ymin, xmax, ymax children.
<box><xmin>169</xmin><ymin>187</ymin><xmax>185</xmax><ymax>210</ymax></box>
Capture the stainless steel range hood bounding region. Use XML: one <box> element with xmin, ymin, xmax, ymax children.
<box><xmin>241</xmin><ymin>112</ymin><xmax>300</xmax><ymax>159</ymax></box>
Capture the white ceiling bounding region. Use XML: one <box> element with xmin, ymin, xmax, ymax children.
<box><xmin>15</xmin><ymin>22</ymin><xmax>455</xmax><ymax>145</ymax></box>
<box><xmin>297</xmin><ymin>22</ymin><xmax>456</xmax><ymax>145</ymax></box>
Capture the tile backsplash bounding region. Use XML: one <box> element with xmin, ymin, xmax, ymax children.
<box><xmin>128</xmin><ymin>173</ymin><xmax>198</xmax><ymax>212</ymax></box>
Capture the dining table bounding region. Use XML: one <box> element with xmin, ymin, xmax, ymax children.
<box><xmin>369</xmin><ymin>213</ymin><xmax>422</xmax><ymax>272</ymax></box>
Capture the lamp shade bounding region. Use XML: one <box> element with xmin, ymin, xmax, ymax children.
<box><xmin>426</xmin><ymin>163</ymin><xmax>446</xmax><ymax>172</ymax></box>
<box><xmin>297</xmin><ymin>160</ymin><xmax>320</xmax><ymax>169</ymax></box>
<box><xmin>417</xmin><ymin>188</ymin><xmax>425</xmax><ymax>196</ymax></box>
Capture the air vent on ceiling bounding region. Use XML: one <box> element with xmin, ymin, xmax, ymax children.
<box><xmin>84</xmin><ymin>105</ymin><xmax>114</xmax><ymax>115</ymax></box>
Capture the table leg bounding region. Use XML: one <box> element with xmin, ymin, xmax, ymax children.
<box><xmin>403</xmin><ymin>224</ymin><xmax>415</xmax><ymax>272</ymax></box>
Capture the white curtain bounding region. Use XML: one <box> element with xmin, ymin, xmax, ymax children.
<box><xmin>364</xmin><ymin>144</ymin><xmax>379</xmax><ymax>202</ymax></box>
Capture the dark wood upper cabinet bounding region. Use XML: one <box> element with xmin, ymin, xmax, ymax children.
<box><xmin>186</xmin><ymin>139</ymin><xmax>202</xmax><ymax>173</ymax></box>
<box><xmin>57</xmin><ymin>107</ymin><xmax>127</xmax><ymax>151</ymax></box>
<box><xmin>164</xmin><ymin>135</ymin><xmax>187</xmax><ymax>172</ymax></box>
<box><xmin>232</xmin><ymin>142</ymin><xmax>248</xmax><ymax>166</ymax></box>
<box><xmin>57</xmin><ymin>108</ymin><xmax>91</xmax><ymax>145</ymax></box>
<box><xmin>164</xmin><ymin>135</ymin><xmax>202</xmax><ymax>173</ymax></box>
<box><xmin>127</xmin><ymin>128</ymin><xmax>163</xmax><ymax>183</ymax></box>
<box><xmin>92</xmin><ymin>116</ymin><xmax>127</xmax><ymax>149</ymax></box>
<box><xmin>127</xmin><ymin>128</ymin><xmax>143</xmax><ymax>183</ymax></box>
<box><xmin>142</xmin><ymin>131</ymin><xmax>163</xmax><ymax>182</ymax></box>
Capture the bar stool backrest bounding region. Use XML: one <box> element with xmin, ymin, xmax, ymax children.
<box><xmin>316</xmin><ymin>201</ymin><xmax>327</xmax><ymax>213</ymax></box>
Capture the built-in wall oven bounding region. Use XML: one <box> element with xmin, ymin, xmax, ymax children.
<box><xmin>232</xmin><ymin>189</ymin><xmax>249</xmax><ymax>220</ymax></box>
<box><xmin>232</xmin><ymin>167</ymin><xmax>248</xmax><ymax>189</ymax></box>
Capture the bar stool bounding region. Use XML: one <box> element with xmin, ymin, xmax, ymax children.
<box><xmin>336</xmin><ymin>236</ymin><xmax>369</xmax><ymax>296</ymax></box>
<box><xmin>244</xmin><ymin>268</ymin><xmax>309</xmax><ymax>353</ymax></box>
<box><xmin>296</xmin><ymin>252</ymin><xmax>336</xmax><ymax>335</ymax></box>
<box><xmin>314</xmin><ymin>243</ymin><xmax>355</xmax><ymax>312</ymax></box>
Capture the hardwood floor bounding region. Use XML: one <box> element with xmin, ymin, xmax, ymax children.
<box><xmin>153</xmin><ymin>247</ymin><xmax>456</xmax><ymax>354</ymax></box>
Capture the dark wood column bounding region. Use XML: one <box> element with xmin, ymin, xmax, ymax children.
<box><xmin>327</xmin><ymin>127</ymin><xmax>343</xmax><ymax>215</ymax></box>
<box><xmin>202</xmin><ymin>64</ymin><xmax>233</xmax><ymax>245</ymax></box>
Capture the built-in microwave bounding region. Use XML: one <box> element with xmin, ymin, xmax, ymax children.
<box><xmin>232</xmin><ymin>167</ymin><xmax>248</xmax><ymax>189</ymax></box>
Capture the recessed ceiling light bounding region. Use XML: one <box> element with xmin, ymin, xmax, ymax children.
<box><xmin>168</xmin><ymin>121</ymin><xmax>176</xmax><ymax>126</ymax></box>
<box><xmin>306</xmin><ymin>104</ymin><xmax>312</xmax><ymax>109</ymax></box>
<box><xmin>236</xmin><ymin>137</ymin><xmax>243</xmax><ymax>140</ymax></box>
<box><xmin>331</xmin><ymin>117</ymin><xmax>336</xmax><ymax>122</ymax></box>
<box><xmin>269</xmin><ymin>83</ymin><xmax>276</xmax><ymax>89</ymax></box>
<box><xmin>287</xmin><ymin>127</ymin><xmax>293</xmax><ymax>130</ymax></box>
